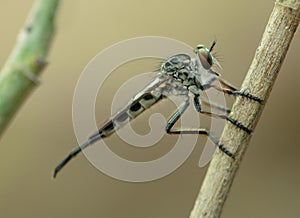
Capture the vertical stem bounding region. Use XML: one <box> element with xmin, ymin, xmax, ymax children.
<box><xmin>190</xmin><ymin>0</ymin><xmax>300</xmax><ymax>217</ymax></box>
<box><xmin>0</xmin><ymin>0</ymin><xmax>61</xmax><ymax>136</ymax></box>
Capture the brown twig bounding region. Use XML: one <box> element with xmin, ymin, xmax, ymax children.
<box><xmin>189</xmin><ymin>0</ymin><xmax>300</xmax><ymax>217</ymax></box>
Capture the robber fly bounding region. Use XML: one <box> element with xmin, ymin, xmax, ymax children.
<box><xmin>53</xmin><ymin>41</ymin><xmax>262</xmax><ymax>178</ymax></box>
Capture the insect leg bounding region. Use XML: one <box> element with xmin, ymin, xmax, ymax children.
<box><xmin>201</xmin><ymin>76</ymin><xmax>263</xmax><ymax>103</ymax></box>
<box><xmin>200</xmin><ymin>98</ymin><xmax>231</xmax><ymax>114</ymax></box>
<box><xmin>165</xmin><ymin>98</ymin><xmax>234</xmax><ymax>158</ymax></box>
<box><xmin>194</xmin><ymin>95</ymin><xmax>252</xmax><ymax>134</ymax></box>
<box><xmin>216</xmin><ymin>77</ymin><xmax>239</xmax><ymax>91</ymax></box>
<box><xmin>213</xmin><ymin>85</ymin><xmax>263</xmax><ymax>103</ymax></box>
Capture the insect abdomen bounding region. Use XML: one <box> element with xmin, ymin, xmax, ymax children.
<box><xmin>97</xmin><ymin>89</ymin><xmax>163</xmax><ymax>138</ymax></box>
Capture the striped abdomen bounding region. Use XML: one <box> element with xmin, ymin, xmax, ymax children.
<box><xmin>91</xmin><ymin>86</ymin><xmax>164</xmax><ymax>140</ymax></box>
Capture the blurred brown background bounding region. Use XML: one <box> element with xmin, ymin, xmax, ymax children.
<box><xmin>0</xmin><ymin>0</ymin><xmax>299</xmax><ymax>217</ymax></box>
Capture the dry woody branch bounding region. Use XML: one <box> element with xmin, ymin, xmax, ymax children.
<box><xmin>189</xmin><ymin>0</ymin><xmax>300</xmax><ymax>218</ymax></box>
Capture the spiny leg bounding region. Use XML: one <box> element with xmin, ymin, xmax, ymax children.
<box><xmin>216</xmin><ymin>76</ymin><xmax>239</xmax><ymax>91</ymax></box>
<box><xmin>53</xmin><ymin>133</ymin><xmax>102</xmax><ymax>178</ymax></box>
<box><xmin>194</xmin><ymin>95</ymin><xmax>252</xmax><ymax>134</ymax></box>
<box><xmin>212</xmin><ymin>85</ymin><xmax>263</xmax><ymax>103</ymax></box>
<box><xmin>165</xmin><ymin>98</ymin><xmax>190</xmax><ymax>133</ymax></box>
<box><xmin>165</xmin><ymin>99</ymin><xmax>234</xmax><ymax>158</ymax></box>
<box><xmin>201</xmin><ymin>75</ymin><xmax>263</xmax><ymax>103</ymax></box>
<box><xmin>217</xmin><ymin>77</ymin><xmax>263</xmax><ymax>102</ymax></box>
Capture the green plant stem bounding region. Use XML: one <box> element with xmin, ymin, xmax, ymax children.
<box><xmin>189</xmin><ymin>0</ymin><xmax>300</xmax><ymax>218</ymax></box>
<box><xmin>0</xmin><ymin>0</ymin><xmax>61</xmax><ymax>136</ymax></box>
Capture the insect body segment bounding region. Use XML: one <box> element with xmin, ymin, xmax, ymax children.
<box><xmin>53</xmin><ymin>42</ymin><xmax>262</xmax><ymax>178</ymax></box>
<box><xmin>53</xmin><ymin>80</ymin><xmax>166</xmax><ymax>178</ymax></box>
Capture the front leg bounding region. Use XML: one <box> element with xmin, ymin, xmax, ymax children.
<box><xmin>199</xmin><ymin>76</ymin><xmax>263</xmax><ymax>103</ymax></box>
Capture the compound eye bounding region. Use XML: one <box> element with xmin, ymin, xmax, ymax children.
<box><xmin>196</xmin><ymin>45</ymin><xmax>213</xmax><ymax>70</ymax></box>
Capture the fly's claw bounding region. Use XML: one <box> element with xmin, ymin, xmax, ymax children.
<box><xmin>230</xmin><ymin>90</ymin><xmax>263</xmax><ymax>103</ymax></box>
<box><xmin>218</xmin><ymin>143</ymin><xmax>235</xmax><ymax>159</ymax></box>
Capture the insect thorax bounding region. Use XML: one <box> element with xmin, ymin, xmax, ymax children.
<box><xmin>160</xmin><ymin>54</ymin><xmax>201</xmax><ymax>95</ymax></box>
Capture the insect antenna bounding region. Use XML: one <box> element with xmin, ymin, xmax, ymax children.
<box><xmin>209</xmin><ymin>40</ymin><xmax>217</xmax><ymax>52</ymax></box>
